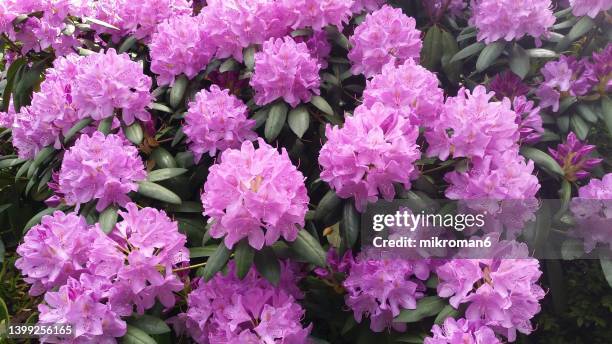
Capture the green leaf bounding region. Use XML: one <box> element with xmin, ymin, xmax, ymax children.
<box><xmin>570</xmin><ymin>115</ymin><xmax>589</xmax><ymax>140</ymax></box>
<box><xmin>509</xmin><ymin>43</ymin><xmax>530</xmax><ymax>79</ymax></box>
<box><xmin>84</xmin><ymin>16</ymin><xmax>120</xmax><ymax>31</ymax></box>
<box><xmin>118</xmin><ymin>35</ymin><xmax>138</xmax><ymax>53</ymax></box>
<box><xmin>121</xmin><ymin>325</ymin><xmax>157</xmax><ymax>344</ymax></box>
<box><xmin>64</xmin><ymin>117</ymin><xmax>93</xmax><ymax>143</ymax></box>
<box><xmin>310</xmin><ymin>95</ymin><xmax>334</xmax><ymax>116</ymax></box>
<box><xmin>561</xmin><ymin>239</ymin><xmax>584</xmax><ymax>260</ymax></box>
<box><xmin>600</xmin><ymin>257</ymin><xmax>612</xmax><ymax>288</ymax></box>
<box><xmin>526</xmin><ymin>49</ymin><xmax>558</xmax><ymax>58</ymax></box>
<box><xmin>395</xmin><ymin>334</ymin><xmax>426</xmax><ymax>343</ymax></box>
<box><xmin>28</xmin><ymin>146</ymin><xmax>54</xmax><ymax>178</ymax></box>
<box><xmin>567</xmin><ymin>16</ymin><xmax>595</xmax><ymax>41</ymax></box>
<box><xmin>394</xmin><ymin>296</ymin><xmax>446</xmax><ymax>323</ymax></box>
<box><xmin>137</xmin><ymin>181</ymin><xmax>182</xmax><ymax>204</ymax></box>
<box><xmin>265</xmin><ymin>102</ymin><xmax>288</xmax><ymax>142</ymax></box>
<box><xmin>2</xmin><ymin>57</ymin><xmax>27</xmax><ymax>112</ymax></box>
<box><xmin>166</xmin><ymin>201</ymin><xmax>202</xmax><ymax>213</ymax></box>
<box><xmin>0</xmin><ymin>158</ymin><xmax>26</xmax><ymax>169</ymax></box>
<box><xmin>340</xmin><ymin>201</ymin><xmax>359</xmax><ymax>250</ymax></box>
<box><xmin>0</xmin><ymin>239</ymin><xmax>4</xmax><ymax>264</ymax></box>
<box><xmin>287</xmin><ymin>106</ymin><xmax>310</xmax><ymax>138</ymax></box>
<box><xmin>171</xmin><ymin>127</ymin><xmax>185</xmax><ymax>147</ymax></box>
<box><xmin>449</xmin><ymin>42</ymin><xmax>485</xmax><ymax>64</ymax></box>
<box><xmin>99</xmin><ymin>205</ymin><xmax>118</xmax><ymax>234</ymax></box>
<box><xmin>244</xmin><ymin>45</ymin><xmax>256</xmax><ymax>71</ymax></box>
<box><xmin>558</xmin><ymin>96</ymin><xmax>577</xmax><ymax>114</ymax></box>
<box><xmin>289</xmin><ymin>229</ymin><xmax>327</xmax><ymax>267</ymax></box>
<box><xmin>202</xmin><ymin>244</ymin><xmax>231</xmax><ymax>281</ymax></box>
<box><xmin>251</xmin><ymin>107</ymin><xmax>269</xmax><ymax>130</ymax></box>
<box><xmin>434</xmin><ymin>304</ymin><xmax>460</xmax><ymax>325</ymax></box>
<box><xmin>557</xmin><ymin>115</ymin><xmax>570</xmax><ymax>133</ymax></box>
<box><xmin>576</xmin><ymin>104</ymin><xmax>598</xmax><ymax>123</ymax></box>
<box><xmin>475</xmin><ymin>41</ymin><xmax>505</xmax><ymax>72</ymax></box>
<box><xmin>602</xmin><ymin>96</ymin><xmax>612</xmax><ymax>135</ymax></box>
<box><xmin>129</xmin><ymin>315</ymin><xmax>170</xmax><ymax>335</ymax></box>
<box><xmin>219</xmin><ymin>58</ymin><xmax>239</xmax><ymax>73</ymax></box>
<box><xmin>0</xmin><ymin>296</ymin><xmax>9</xmax><ymax>330</ymax></box>
<box><xmin>314</xmin><ymin>190</ymin><xmax>343</xmax><ymax>224</ymax></box>
<box><xmin>149</xmin><ymin>103</ymin><xmax>173</xmax><ymax>113</ymax></box>
<box><xmin>24</xmin><ymin>206</ymin><xmax>66</xmax><ymax>233</ymax></box>
<box><xmin>169</xmin><ymin>75</ymin><xmax>188</xmax><ymax>108</ymax></box>
<box><xmin>147</xmin><ymin>168</ymin><xmax>188</xmax><ymax>182</ymax></box>
<box><xmin>125</xmin><ymin>122</ymin><xmax>144</xmax><ymax>145</ymax></box>
<box><xmin>520</xmin><ymin>147</ymin><xmax>565</xmax><ymax>177</ymax></box>
<box><xmin>235</xmin><ymin>239</ymin><xmax>255</xmax><ymax>279</ymax></box>
<box><xmin>189</xmin><ymin>246</ymin><xmax>217</xmax><ymax>258</ymax></box>
<box><xmin>98</xmin><ymin>116</ymin><xmax>113</xmax><ymax>135</ymax></box>
<box><xmin>440</xmin><ymin>30</ymin><xmax>461</xmax><ymax>83</ymax></box>
<box><xmin>151</xmin><ymin>147</ymin><xmax>177</xmax><ymax>168</ymax></box>
<box><xmin>254</xmin><ymin>246</ymin><xmax>281</xmax><ymax>286</ymax></box>
<box><xmin>15</xmin><ymin>160</ymin><xmax>32</xmax><ymax>180</ymax></box>
<box><xmin>421</xmin><ymin>25</ymin><xmax>443</xmax><ymax>70</ymax></box>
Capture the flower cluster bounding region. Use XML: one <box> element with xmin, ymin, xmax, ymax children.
<box><xmin>56</xmin><ymin>132</ymin><xmax>146</xmax><ymax>211</ymax></box>
<box><xmin>512</xmin><ymin>96</ymin><xmax>544</xmax><ymax>145</ymax></box>
<box><xmin>588</xmin><ymin>43</ymin><xmax>612</xmax><ymax>93</ymax></box>
<box><xmin>548</xmin><ymin>132</ymin><xmax>603</xmax><ymax>181</ymax></box>
<box><xmin>201</xmin><ymin>139</ymin><xmax>309</xmax><ymax>250</ymax></box>
<box><xmin>536</xmin><ymin>55</ymin><xmax>596</xmax><ymax>112</ymax></box>
<box><xmin>150</xmin><ymin>14</ymin><xmax>215</xmax><ymax>85</ymax></box>
<box><xmin>436</xmin><ymin>257</ymin><xmax>545</xmax><ymax>342</ymax></box>
<box><xmin>282</xmin><ymin>0</ymin><xmax>353</xmax><ymax>31</ymax></box>
<box><xmin>179</xmin><ymin>262</ymin><xmax>310</xmax><ymax>343</ymax></box>
<box><xmin>469</xmin><ymin>0</ymin><xmax>555</xmax><ymax>43</ymax></box>
<box><xmin>250</xmin><ymin>37</ymin><xmax>321</xmax><ymax>107</ymax></box>
<box><xmin>183</xmin><ymin>85</ymin><xmax>257</xmax><ymax>161</ymax></box>
<box><xmin>362</xmin><ymin>60</ymin><xmax>444</xmax><ymax>125</ymax></box>
<box><xmin>73</xmin><ymin>49</ymin><xmax>153</xmax><ymax>124</ymax></box>
<box><xmin>425</xmin><ymin>317</ymin><xmax>500</xmax><ymax>344</ymax></box>
<box><xmin>319</xmin><ymin>103</ymin><xmax>421</xmax><ymax>212</ymax></box>
<box><xmin>569</xmin><ymin>0</ymin><xmax>612</xmax><ymax>18</ymax></box>
<box><xmin>426</xmin><ymin>86</ymin><xmax>519</xmax><ymax>161</ymax></box>
<box><xmin>343</xmin><ymin>256</ymin><xmax>428</xmax><ymax>332</ymax></box>
<box><xmin>348</xmin><ymin>5</ymin><xmax>422</xmax><ymax>77</ymax></box>
<box><xmin>570</xmin><ymin>173</ymin><xmax>612</xmax><ymax>252</ymax></box>
<box><xmin>16</xmin><ymin>205</ymin><xmax>189</xmax><ymax>342</ymax></box>
<box><xmin>295</xmin><ymin>30</ymin><xmax>332</xmax><ymax>69</ymax></box>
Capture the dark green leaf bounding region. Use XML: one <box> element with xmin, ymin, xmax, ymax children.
<box><xmin>0</xmin><ymin>158</ymin><xmax>26</xmax><ymax>169</ymax></box>
<box><xmin>98</xmin><ymin>116</ymin><xmax>113</xmax><ymax>134</ymax></box>
<box><xmin>151</xmin><ymin>148</ymin><xmax>177</xmax><ymax>168</ymax></box>
<box><xmin>24</xmin><ymin>206</ymin><xmax>67</xmax><ymax>233</ymax></box>
<box><xmin>219</xmin><ymin>58</ymin><xmax>239</xmax><ymax>73</ymax></box>
<box><xmin>202</xmin><ymin>244</ymin><xmax>231</xmax><ymax>281</ymax></box>
<box><xmin>570</xmin><ymin>115</ymin><xmax>589</xmax><ymax>140</ymax></box>
<box><xmin>476</xmin><ymin>41</ymin><xmax>505</xmax><ymax>72</ymax></box>
<box><xmin>310</xmin><ymin>95</ymin><xmax>334</xmax><ymax>116</ymax></box>
<box><xmin>449</xmin><ymin>42</ymin><xmax>485</xmax><ymax>64</ymax></box>
<box><xmin>314</xmin><ymin>190</ymin><xmax>343</xmax><ymax>224</ymax></box>
<box><xmin>254</xmin><ymin>246</ymin><xmax>280</xmax><ymax>285</ymax></box>
<box><xmin>169</xmin><ymin>75</ymin><xmax>188</xmax><ymax>108</ymax></box>
<box><xmin>421</xmin><ymin>25</ymin><xmax>443</xmax><ymax>70</ymax></box>
<box><xmin>121</xmin><ymin>325</ymin><xmax>157</xmax><ymax>344</ymax></box>
<box><xmin>394</xmin><ymin>296</ymin><xmax>446</xmax><ymax>323</ymax></box>
<box><xmin>118</xmin><ymin>35</ymin><xmax>138</xmax><ymax>53</ymax></box>
<box><xmin>434</xmin><ymin>304</ymin><xmax>460</xmax><ymax>324</ymax></box>
<box><xmin>189</xmin><ymin>246</ymin><xmax>217</xmax><ymax>258</ymax></box>
<box><xmin>235</xmin><ymin>239</ymin><xmax>255</xmax><ymax>279</ymax></box>
<box><xmin>166</xmin><ymin>201</ymin><xmax>202</xmax><ymax>213</ymax></box>
<box><xmin>84</xmin><ymin>17</ymin><xmax>120</xmax><ymax>30</ymax></box>
<box><xmin>251</xmin><ymin>107</ymin><xmax>269</xmax><ymax>129</ymax></box>
<box><xmin>509</xmin><ymin>44</ymin><xmax>530</xmax><ymax>79</ymax></box>
<box><xmin>600</xmin><ymin>257</ymin><xmax>612</xmax><ymax>288</ymax></box>
<box><xmin>289</xmin><ymin>229</ymin><xmax>327</xmax><ymax>267</ymax></box>
<box><xmin>287</xmin><ymin>106</ymin><xmax>310</xmax><ymax>138</ymax></box>
<box><xmin>129</xmin><ymin>315</ymin><xmax>170</xmax><ymax>335</ymax></box>
<box><xmin>64</xmin><ymin>118</ymin><xmax>93</xmax><ymax>143</ymax></box>
<box><xmin>125</xmin><ymin>122</ymin><xmax>144</xmax><ymax>145</ymax></box>
<box><xmin>265</xmin><ymin>102</ymin><xmax>288</xmax><ymax>142</ymax></box>
<box><xmin>520</xmin><ymin>147</ymin><xmax>565</xmax><ymax>177</ymax></box>
<box><xmin>340</xmin><ymin>201</ymin><xmax>359</xmax><ymax>250</ymax></box>
<box><xmin>99</xmin><ymin>205</ymin><xmax>118</xmax><ymax>234</ymax></box>
<box><xmin>137</xmin><ymin>181</ymin><xmax>182</xmax><ymax>204</ymax></box>
<box><xmin>2</xmin><ymin>58</ymin><xmax>27</xmax><ymax>112</ymax></box>
<box><xmin>567</xmin><ymin>16</ymin><xmax>595</xmax><ymax>41</ymax></box>
<box><xmin>244</xmin><ymin>46</ymin><xmax>256</xmax><ymax>71</ymax></box>
<box><xmin>147</xmin><ymin>168</ymin><xmax>188</xmax><ymax>182</ymax></box>
<box><xmin>149</xmin><ymin>103</ymin><xmax>173</xmax><ymax>113</ymax></box>
<box><xmin>576</xmin><ymin>104</ymin><xmax>598</xmax><ymax>123</ymax></box>
<box><xmin>602</xmin><ymin>96</ymin><xmax>612</xmax><ymax>135</ymax></box>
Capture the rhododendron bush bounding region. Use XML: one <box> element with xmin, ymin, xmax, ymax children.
<box><xmin>0</xmin><ymin>0</ymin><xmax>611</xmax><ymax>343</ymax></box>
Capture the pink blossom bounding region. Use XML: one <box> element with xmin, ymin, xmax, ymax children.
<box><xmin>282</xmin><ymin>0</ymin><xmax>353</xmax><ymax>30</ymax></box>
<box><xmin>570</xmin><ymin>173</ymin><xmax>612</xmax><ymax>252</ymax></box>
<box><xmin>319</xmin><ymin>103</ymin><xmax>421</xmax><ymax>212</ymax></box>
<box><xmin>201</xmin><ymin>139</ymin><xmax>309</xmax><ymax>250</ymax></box>
<box><xmin>425</xmin><ymin>318</ymin><xmax>501</xmax><ymax>344</ymax></box>
<box><xmin>184</xmin><ymin>85</ymin><xmax>257</xmax><ymax>161</ymax></box>
<box><xmin>570</xmin><ymin>0</ymin><xmax>612</xmax><ymax>18</ymax></box>
<box><xmin>536</xmin><ymin>56</ymin><xmax>596</xmax><ymax>112</ymax></box>
<box><xmin>348</xmin><ymin>5</ymin><xmax>422</xmax><ymax>77</ymax></box>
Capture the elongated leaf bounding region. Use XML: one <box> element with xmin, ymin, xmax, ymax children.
<box><xmin>421</xmin><ymin>25</ymin><xmax>443</xmax><ymax>70</ymax></box>
<box><xmin>64</xmin><ymin>117</ymin><xmax>93</xmax><ymax>143</ymax></box>
<box><xmin>0</xmin><ymin>158</ymin><xmax>26</xmax><ymax>169</ymax></box>
<box><xmin>520</xmin><ymin>147</ymin><xmax>565</xmax><ymax>177</ymax></box>
<box><xmin>476</xmin><ymin>41</ymin><xmax>505</xmax><ymax>72</ymax></box>
<box><xmin>340</xmin><ymin>202</ymin><xmax>359</xmax><ymax>249</ymax></box>
<box><xmin>118</xmin><ymin>35</ymin><xmax>138</xmax><ymax>53</ymax></box>
<box><xmin>151</xmin><ymin>147</ymin><xmax>177</xmax><ymax>168</ymax></box>
<box><xmin>254</xmin><ymin>246</ymin><xmax>280</xmax><ymax>285</ymax></box>
<box><xmin>449</xmin><ymin>42</ymin><xmax>485</xmax><ymax>63</ymax></box>
<box><xmin>289</xmin><ymin>229</ymin><xmax>327</xmax><ymax>267</ymax></box>
<box><xmin>557</xmin><ymin>115</ymin><xmax>570</xmax><ymax>133</ymax></box>
<box><xmin>288</xmin><ymin>106</ymin><xmax>310</xmax><ymax>138</ymax></box>
<box><xmin>84</xmin><ymin>17</ymin><xmax>120</xmax><ymax>30</ymax></box>
<box><xmin>509</xmin><ymin>44</ymin><xmax>530</xmax><ymax>79</ymax></box>
<box><xmin>125</xmin><ymin>122</ymin><xmax>144</xmax><ymax>145</ymax></box>
<box><xmin>394</xmin><ymin>296</ymin><xmax>446</xmax><ymax>323</ymax></box>
<box><xmin>121</xmin><ymin>325</ymin><xmax>157</xmax><ymax>344</ymax></box>
<box><xmin>244</xmin><ymin>45</ymin><xmax>256</xmax><ymax>71</ymax></box>
<box><xmin>189</xmin><ymin>246</ymin><xmax>217</xmax><ymax>258</ymax></box>
<box><xmin>602</xmin><ymin>96</ymin><xmax>612</xmax><ymax>135</ymax></box>
<box><xmin>98</xmin><ymin>116</ymin><xmax>113</xmax><ymax>134</ymax></box>
<box><xmin>219</xmin><ymin>58</ymin><xmax>239</xmax><ymax>73</ymax></box>
<box><xmin>171</xmin><ymin>127</ymin><xmax>185</xmax><ymax>147</ymax></box>
<box><xmin>570</xmin><ymin>115</ymin><xmax>589</xmax><ymax>140</ymax></box>
<box><xmin>252</xmin><ymin>107</ymin><xmax>269</xmax><ymax>129</ymax></box>
<box><xmin>601</xmin><ymin>257</ymin><xmax>612</xmax><ymax>288</ymax></box>
<box><xmin>202</xmin><ymin>244</ymin><xmax>231</xmax><ymax>281</ymax></box>
<box><xmin>235</xmin><ymin>239</ymin><xmax>255</xmax><ymax>279</ymax></box>
<box><xmin>526</xmin><ymin>49</ymin><xmax>558</xmax><ymax>58</ymax></box>
<box><xmin>440</xmin><ymin>30</ymin><xmax>461</xmax><ymax>83</ymax></box>
<box><xmin>149</xmin><ymin>103</ymin><xmax>173</xmax><ymax>113</ymax></box>
<box><xmin>2</xmin><ymin>58</ymin><xmax>27</xmax><ymax>111</ymax></box>
<box><xmin>265</xmin><ymin>102</ymin><xmax>288</xmax><ymax>142</ymax></box>
<box><xmin>434</xmin><ymin>304</ymin><xmax>460</xmax><ymax>324</ymax></box>
<box><xmin>568</xmin><ymin>16</ymin><xmax>595</xmax><ymax>41</ymax></box>
<box><xmin>137</xmin><ymin>181</ymin><xmax>182</xmax><ymax>204</ymax></box>
<box><xmin>166</xmin><ymin>201</ymin><xmax>202</xmax><ymax>213</ymax></box>
<box><xmin>24</xmin><ymin>206</ymin><xmax>66</xmax><ymax>233</ymax></box>
<box><xmin>129</xmin><ymin>315</ymin><xmax>170</xmax><ymax>335</ymax></box>
<box><xmin>147</xmin><ymin>168</ymin><xmax>188</xmax><ymax>182</ymax></box>
<box><xmin>558</xmin><ymin>96</ymin><xmax>577</xmax><ymax>114</ymax></box>
<box><xmin>314</xmin><ymin>190</ymin><xmax>343</xmax><ymax>226</ymax></box>
<box><xmin>0</xmin><ymin>297</ymin><xmax>9</xmax><ymax>329</ymax></box>
<box><xmin>99</xmin><ymin>205</ymin><xmax>118</xmax><ymax>234</ymax></box>
<box><xmin>310</xmin><ymin>95</ymin><xmax>334</xmax><ymax>116</ymax></box>
<box><xmin>169</xmin><ymin>75</ymin><xmax>188</xmax><ymax>108</ymax></box>
<box><xmin>576</xmin><ymin>104</ymin><xmax>598</xmax><ymax>123</ymax></box>
<box><xmin>0</xmin><ymin>239</ymin><xmax>4</xmax><ymax>263</ymax></box>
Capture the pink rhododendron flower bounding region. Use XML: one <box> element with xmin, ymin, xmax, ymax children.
<box><xmin>184</xmin><ymin>85</ymin><xmax>256</xmax><ymax>162</ymax></box>
<box><xmin>436</xmin><ymin>257</ymin><xmax>544</xmax><ymax>342</ymax></box>
<box><xmin>150</xmin><ymin>14</ymin><xmax>215</xmax><ymax>86</ymax></box>
<box><xmin>15</xmin><ymin>211</ymin><xmax>97</xmax><ymax>296</ymax></box>
<box><xmin>536</xmin><ymin>56</ymin><xmax>597</xmax><ymax>112</ymax></box>
<box><xmin>570</xmin><ymin>173</ymin><xmax>612</xmax><ymax>252</ymax></box>
<box><xmin>295</xmin><ymin>30</ymin><xmax>332</xmax><ymax>69</ymax></box>
<box><xmin>425</xmin><ymin>318</ymin><xmax>501</xmax><ymax>344</ymax></box>
<box><xmin>88</xmin><ymin>203</ymin><xmax>189</xmax><ymax>315</ymax></box>
<box><xmin>587</xmin><ymin>43</ymin><xmax>612</xmax><ymax>92</ymax></box>
<box><xmin>344</xmin><ymin>256</ymin><xmax>428</xmax><ymax>332</ymax></box>
<box><xmin>319</xmin><ymin>103</ymin><xmax>421</xmax><ymax>212</ymax></box>
<box><xmin>73</xmin><ymin>49</ymin><xmax>152</xmax><ymax>125</ymax></box>
<box><xmin>426</xmin><ymin>86</ymin><xmax>519</xmax><ymax>160</ymax></box>
<box><xmin>548</xmin><ymin>132</ymin><xmax>603</xmax><ymax>181</ymax></box>
<box><xmin>362</xmin><ymin>60</ymin><xmax>444</xmax><ymax>125</ymax></box>
<box><xmin>250</xmin><ymin>37</ymin><xmax>321</xmax><ymax>107</ymax></box>
<box><xmin>201</xmin><ymin>138</ymin><xmax>309</xmax><ymax>250</ymax></box>
<box><xmin>38</xmin><ymin>274</ymin><xmax>126</xmax><ymax>343</ymax></box>
<box><xmin>512</xmin><ymin>96</ymin><xmax>544</xmax><ymax>144</ymax></box>
<box><xmin>9</xmin><ymin>107</ymin><xmax>57</xmax><ymax>159</ymax></box>
<box><xmin>570</xmin><ymin>0</ymin><xmax>612</xmax><ymax>18</ymax></box>
<box><xmin>57</xmin><ymin>132</ymin><xmax>146</xmax><ymax>211</ymax></box>
<box><xmin>179</xmin><ymin>262</ymin><xmax>310</xmax><ymax>343</ymax></box>
<box><xmin>348</xmin><ymin>5</ymin><xmax>422</xmax><ymax>77</ymax></box>
<box><xmin>282</xmin><ymin>0</ymin><xmax>353</xmax><ymax>30</ymax></box>
<box><xmin>469</xmin><ymin>0</ymin><xmax>555</xmax><ymax>43</ymax></box>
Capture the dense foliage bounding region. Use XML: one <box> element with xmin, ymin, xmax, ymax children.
<box><xmin>0</xmin><ymin>0</ymin><xmax>611</xmax><ymax>343</ymax></box>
